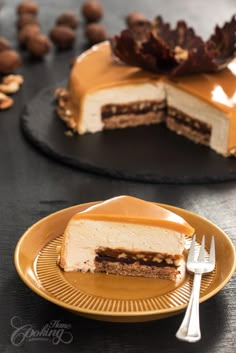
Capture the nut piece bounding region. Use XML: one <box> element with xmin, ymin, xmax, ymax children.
<box><xmin>18</xmin><ymin>24</ymin><xmax>40</xmax><ymax>45</ymax></box>
<box><xmin>85</xmin><ymin>23</ymin><xmax>107</xmax><ymax>44</ymax></box>
<box><xmin>0</xmin><ymin>92</ymin><xmax>14</xmax><ymax>110</ymax></box>
<box><xmin>64</xmin><ymin>130</ymin><xmax>74</xmax><ymax>137</ymax></box>
<box><xmin>56</xmin><ymin>12</ymin><xmax>79</xmax><ymax>29</ymax></box>
<box><xmin>27</xmin><ymin>34</ymin><xmax>51</xmax><ymax>57</ymax></box>
<box><xmin>0</xmin><ymin>50</ymin><xmax>22</xmax><ymax>74</ymax></box>
<box><xmin>17</xmin><ymin>1</ymin><xmax>39</xmax><ymax>16</ymax></box>
<box><xmin>81</xmin><ymin>0</ymin><xmax>103</xmax><ymax>22</ymax></box>
<box><xmin>174</xmin><ymin>46</ymin><xmax>189</xmax><ymax>62</ymax></box>
<box><xmin>17</xmin><ymin>13</ymin><xmax>39</xmax><ymax>30</ymax></box>
<box><xmin>3</xmin><ymin>75</ymin><xmax>24</xmax><ymax>86</ymax></box>
<box><xmin>0</xmin><ymin>37</ymin><xmax>11</xmax><ymax>52</ymax></box>
<box><xmin>0</xmin><ymin>82</ymin><xmax>20</xmax><ymax>94</ymax></box>
<box><xmin>0</xmin><ymin>74</ymin><xmax>24</xmax><ymax>94</ymax></box>
<box><xmin>50</xmin><ymin>26</ymin><xmax>76</xmax><ymax>49</ymax></box>
<box><xmin>126</xmin><ymin>12</ymin><xmax>148</xmax><ymax>28</ymax></box>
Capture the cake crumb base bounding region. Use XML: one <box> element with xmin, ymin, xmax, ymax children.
<box><xmin>95</xmin><ymin>260</ymin><xmax>179</xmax><ymax>281</ymax></box>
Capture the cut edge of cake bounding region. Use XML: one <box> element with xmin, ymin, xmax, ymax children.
<box><xmin>58</xmin><ymin>195</ymin><xmax>195</xmax><ymax>281</ymax></box>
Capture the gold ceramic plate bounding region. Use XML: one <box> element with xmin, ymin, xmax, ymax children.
<box><xmin>14</xmin><ymin>202</ymin><xmax>236</xmax><ymax>322</ymax></box>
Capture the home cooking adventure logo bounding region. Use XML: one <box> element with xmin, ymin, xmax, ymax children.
<box><xmin>10</xmin><ymin>316</ymin><xmax>73</xmax><ymax>346</ymax></box>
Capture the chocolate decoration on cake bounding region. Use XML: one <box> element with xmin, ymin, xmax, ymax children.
<box><xmin>112</xmin><ymin>15</ymin><xmax>236</xmax><ymax>76</ymax></box>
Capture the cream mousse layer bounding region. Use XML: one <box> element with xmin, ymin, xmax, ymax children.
<box><xmin>60</xmin><ymin>196</ymin><xmax>194</xmax><ymax>273</ymax></box>
<box><xmin>67</xmin><ymin>41</ymin><xmax>236</xmax><ymax>156</ymax></box>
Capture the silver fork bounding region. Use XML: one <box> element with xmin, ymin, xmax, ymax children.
<box><xmin>176</xmin><ymin>234</ymin><xmax>215</xmax><ymax>342</ymax></box>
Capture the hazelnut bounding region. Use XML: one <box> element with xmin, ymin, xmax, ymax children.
<box><xmin>56</xmin><ymin>12</ymin><xmax>79</xmax><ymax>29</ymax></box>
<box><xmin>81</xmin><ymin>0</ymin><xmax>103</xmax><ymax>22</ymax></box>
<box><xmin>17</xmin><ymin>13</ymin><xmax>39</xmax><ymax>30</ymax></box>
<box><xmin>0</xmin><ymin>50</ymin><xmax>22</xmax><ymax>74</ymax></box>
<box><xmin>0</xmin><ymin>92</ymin><xmax>14</xmax><ymax>110</ymax></box>
<box><xmin>0</xmin><ymin>37</ymin><xmax>11</xmax><ymax>51</ymax></box>
<box><xmin>18</xmin><ymin>24</ymin><xmax>40</xmax><ymax>45</ymax></box>
<box><xmin>50</xmin><ymin>26</ymin><xmax>76</xmax><ymax>50</ymax></box>
<box><xmin>85</xmin><ymin>23</ymin><xmax>107</xmax><ymax>44</ymax></box>
<box><xmin>126</xmin><ymin>12</ymin><xmax>148</xmax><ymax>28</ymax></box>
<box><xmin>27</xmin><ymin>34</ymin><xmax>51</xmax><ymax>57</ymax></box>
<box><xmin>17</xmin><ymin>1</ymin><xmax>39</xmax><ymax>16</ymax></box>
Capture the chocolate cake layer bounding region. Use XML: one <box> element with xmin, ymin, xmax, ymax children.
<box><xmin>95</xmin><ymin>261</ymin><xmax>179</xmax><ymax>280</ymax></box>
<box><xmin>166</xmin><ymin>107</ymin><xmax>212</xmax><ymax>145</ymax></box>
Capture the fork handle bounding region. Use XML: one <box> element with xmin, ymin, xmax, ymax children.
<box><xmin>176</xmin><ymin>273</ymin><xmax>202</xmax><ymax>342</ymax></box>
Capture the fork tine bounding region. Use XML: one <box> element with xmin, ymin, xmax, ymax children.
<box><xmin>198</xmin><ymin>235</ymin><xmax>205</xmax><ymax>262</ymax></box>
<box><xmin>209</xmin><ymin>236</ymin><xmax>215</xmax><ymax>266</ymax></box>
<box><xmin>188</xmin><ymin>234</ymin><xmax>196</xmax><ymax>261</ymax></box>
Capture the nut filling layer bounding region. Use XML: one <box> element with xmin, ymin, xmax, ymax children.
<box><xmin>95</xmin><ymin>247</ymin><xmax>182</xmax><ymax>268</ymax></box>
<box><xmin>101</xmin><ymin>100</ymin><xmax>166</xmax><ymax>119</ymax></box>
<box><xmin>167</xmin><ymin>107</ymin><xmax>212</xmax><ymax>145</ymax></box>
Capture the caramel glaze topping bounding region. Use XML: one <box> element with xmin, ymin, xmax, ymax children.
<box><xmin>72</xmin><ymin>195</ymin><xmax>194</xmax><ymax>236</ymax></box>
<box><xmin>69</xmin><ymin>41</ymin><xmax>236</xmax><ymax>151</ymax></box>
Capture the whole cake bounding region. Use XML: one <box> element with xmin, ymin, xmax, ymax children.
<box><xmin>56</xmin><ymin>16</ymin><xmax>236</xmax><ymax>157</ymax></box>
<box><xmin>59</xmin><ymin>196</ymin><xmax>194</xmax><ymax>281</ymax></box>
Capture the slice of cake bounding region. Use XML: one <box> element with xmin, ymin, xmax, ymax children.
<box><xmin>56</xmin><ymin>16</ymin><xmax>236</xmax><ymax>157</ymax></box>
<box><xmin>59</xmin><ymin>196</ymin><xmax>194</xmax><ymax>281</ymax></box>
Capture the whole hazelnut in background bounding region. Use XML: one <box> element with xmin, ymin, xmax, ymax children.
<box><xmin>17</xmin><ymin>1</ymin><xmax>39</xmax><ymax>16</ymax></box>
<box><xmin>18</xmin><ymin>24</ymin><xmax>41</xmax><ymax>46</ymax></box>
<box><xmin>0</xmin><ymin>37</ymin><xmax>11</xmax><ymax>51</ymax></box>
<box><xmin>17</xmin><ymin>13</ymin><xmax>39</xmax><ymax>30</ymax></box>
<box><xmin>26</xmin><ymin>34</ymin><xmax>51</xmax><ymax>57</ymax></box>
<box><xmin>126</xmin><ymin>11</ymin><xmax>148</xmax><ymax>28</ymax></box>
<box><xmin>50</xmin><ymin>26</ymin><xmax>76</xmax><ymax>50</ymax></box>
<box><xmin>81</xmin><ymin>0</ymin><xmax>103</xmax><ymax>22</ymax></box>
<box><xmin>56</xmin><ymin>12</ymin><xmax>79</xmax><ymax>30</ymax></box>
<box><xmin>85</xmin><ymin>23</ymin><xmax>107</xmax><ymax>44</ymax></box>
<box><xmin>0</xmin><ymin>50</ymin><xmax>22</xmax><ymax>74</ymax></box>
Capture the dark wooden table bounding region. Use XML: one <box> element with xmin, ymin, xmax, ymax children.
<box><xmin>0</xmin><ymin>1</ymin><xmax>235</xmax><ymax>352</ymax></box>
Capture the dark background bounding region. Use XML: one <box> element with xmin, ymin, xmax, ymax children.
<box><xmin>0</xmin><ymin>1</ymin><xmax>235</xmax><ymax>352</ymax></box>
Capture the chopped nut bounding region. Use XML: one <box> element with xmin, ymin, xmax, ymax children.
<box><xmin>118</xmin><ymin>253</ymin><xmax>127</xmax><ymax>258</ymax></box>
<box><xmin>174</xmin><ymin>46</ymin><xmax>189</xmax><ymax>62</ymax></box>
<box><xmin>174</xmin><ymin>259</ymin><xmax>182</xmax><ymax>266</ymax></box>
<box><xmin>65</xmin><ymin>109</ymin><xmax>72</xmax><ymax>117</ymax></box>
<box><xmin>55</xmin><ymin>88</ymin><xmax>68</xmax><ymax>99</ymax></box>
<box><xmin>0</xmin><ymin>92</ymin><xmax>14</xmax><ymax>110</ymax></box>
<box><xmin>64</xmin><ymin>130</ymin><xmax>74</xmax><ymax>137</ymax></box>
<box><xmin>0</xmin><ymin>82</ymin><xmax>20</xmax><ymax>94</ymax></box>
<box><xmin>3</xmin><ymin>74</ymin><xmax>24</xmax><ymax>86</ymax></box>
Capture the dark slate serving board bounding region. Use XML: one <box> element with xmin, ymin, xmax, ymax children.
<box><xmin>21</xmin><ymin>83</ymin><xmax>236</xmax><ymax>184</ymax></box>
